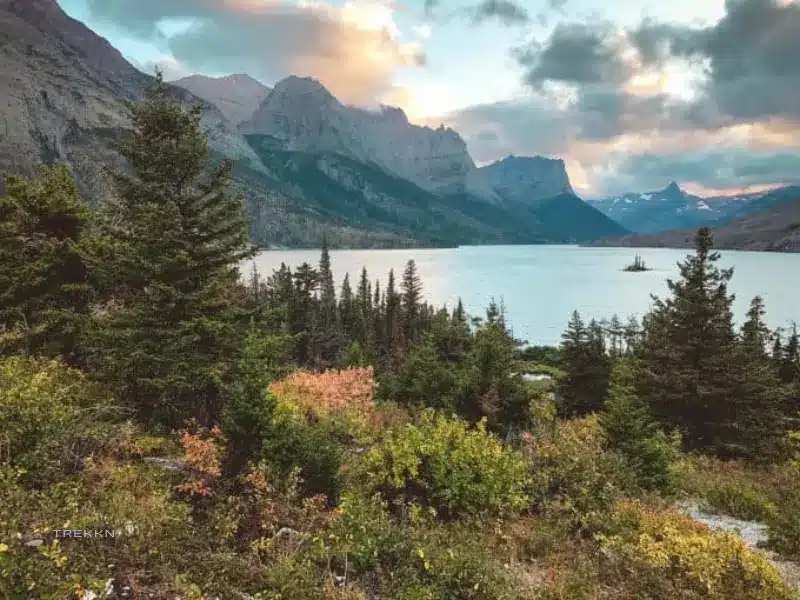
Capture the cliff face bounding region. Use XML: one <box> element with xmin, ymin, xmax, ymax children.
<box><xmin>240</xmin><ymin>76</ymin><xmax>475</xmax><ymax>192</ymax></box>
<box><xmin>470</xmin><ymin>155</ymin><xmax>575</xmax><ymax>205</ymax></box>
<box><xmin>173</xmin><ymin>74</ymin><xmax>271</xmax><ymax>126</ymax></box>
<box><xmin>0</xmin><ymin>0</ymin><xmax>265</xmax><ymax>201</ymax></box>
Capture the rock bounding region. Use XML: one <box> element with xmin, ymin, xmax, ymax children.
<box><xmin>142</xmin><ymin>457</ymin><xmax>188</xmax><ymax>472</ymax></box>
<box><xmin>240</xmin><ymin>76</ymin><xmax>475</xmax><ymax>192</ymax></box>
<box><xmin>173</xmin><ymin>74</ymin><xmax>271</xmax><ymax>126</ymax></box>
<box><xmin>24</xmin><ymin>538</ymin><xmax>44</xmax><ymax>548</ymax></box>
<box><xmin>471</xmin><ymin>155</ymin><xmax>575</xmax><ymax>205</ymax></box>
<box><xmin>0</xmin><ymin>0</ymin><xmax>266</xmax><ymax>202</ymax></box>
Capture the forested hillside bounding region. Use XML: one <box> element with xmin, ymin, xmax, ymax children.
<box><xmin>2</xmin><ymin>78</ymin><xmax>799</xmax><ymax>599</ymax></box>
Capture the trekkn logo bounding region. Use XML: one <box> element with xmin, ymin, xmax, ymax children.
<box><xmin>53</xmin><ymin>528</ymin><xmax>116</xmax><ymax>539</ymax></box>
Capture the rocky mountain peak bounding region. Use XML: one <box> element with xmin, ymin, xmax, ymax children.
<box><xmin>270</xmin><ymin>76</ymin><xmax>334</xmax><ymax>103</ymax></box>
<box><xmin>469</xmin><ymin>155</ymin><xmax>575</xmax><ymax>205</ymax></box>
<box><xmin>241</xmin><ymin>77</ymin><xmax>474</xmax><ymax>192</ymax></box>
<box><xmin>664</xmin><ymin>181</ymin><xmax>683</xmax><ymax>196</ymax></box>
<box><xmin>173</xmin><ymin>73</ymin><xmax>271</xmax><ymax>126</ymax></box>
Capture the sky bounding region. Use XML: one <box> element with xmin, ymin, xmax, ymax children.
<box><xmin>56</xmin><ymin>0</ymin><xmax>800</xmax><ymax>198</ymax></box>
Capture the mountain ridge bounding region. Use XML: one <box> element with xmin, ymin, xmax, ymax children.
<box><xmin>586</xmin><ymin>194</ymin><xmax>800</xmax><ymax>252</ymax></box>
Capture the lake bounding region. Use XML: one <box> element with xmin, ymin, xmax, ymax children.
<box><xmin>250</xmin><ymin>245</ymin><xmax>800</xmax><ymax>346</ymax></box>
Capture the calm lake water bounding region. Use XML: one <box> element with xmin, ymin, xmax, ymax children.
<box><xmin>250</xmin><ymin>245</ymin><xmax>800</xmax><ymax>347</ymax></box>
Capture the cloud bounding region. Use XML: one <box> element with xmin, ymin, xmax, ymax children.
<box><xmin>518</xmin><ymin>22</ymin><xmax>636</xmax><ymax>86</ymax></box>
<box><xmin>615</xmin><ymin>149</ymin><xmax>800</xmax><ymax>193</ymax></box>
<box><xmin>424</xmin><ymin>0</ymin><xmax>530</xmax><ymax>25</ymax></box>
<box><xmin>84</xmin><ymin>0</ymin><xmax>426</xmax><ymax>106</ymax></box>
<box><xmin>441</xmin><ymin>0</ymin><xmax>800</xmax><ymax>195</ymax></box>
<box><xmin>469</xmin><ymin>1</ymin><xmax>530</xmax><ymax>26</ymax></box>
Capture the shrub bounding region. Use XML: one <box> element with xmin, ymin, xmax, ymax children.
<box><xmin>704</xmin><ymin>483</ymin><xmax>775</xmax><ymax>522</ymax></box>
<box><xmin>324</xmin><ymin>492</ymin><xmax>519</xmax><ymax>600</ymax></box>
<box><xmin>174</xmin><ymin>426</ymin><xmax>225</xmax><ymax>498</ymax></box>
<box><xmin>359</xmin><ymin>410</ymin><xmax>531</xmax><ymax>519</ymax></box>
<box><xmin>521</xmin><ymin>416</ymin><xmax>632</xmax><ymax>529</ymax></box>
<box><xmin>260</xmin><ymin>403</ymin><xmax>347</xmax><ymax>502</ymax></box>
<box><xmin>269</xmin><ymin>367</ymin><xmax>376</xmax><ymax>420</ymax></box>
<box><xmin>599</xmin><ymin>500</ymin><xmax>796</xmax><ymax>600</ymax></box>
<box><xmin>0</xmin><ymin>356</ymin><xmax>117</xmax><ymax>486</ymax></box>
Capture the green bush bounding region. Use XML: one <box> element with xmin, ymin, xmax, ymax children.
<box><xmin>705</xmin><ymin>483</ymin><xmax>775</xmax><ymax>522</ymax></box>
<box><xmin>358</xmin><ymin>410</ymin><xmax>531</xmax><ymax>519</ymax></box>
<box><xmin>522</xmin><ymin>416</ymin><xmax>633</xmax><ymax>529</ymax></box>
<box><xmin>323</xmin><ymin>492</ymin><xmax>518</xmax><ymax>600</ymax></box>
<box><xmin>0</xmin><ymin>356</ymin><xmax>117</xmax><ymax>486</ymax></box>
<box><xmin>260</xmin><ymin>404</ymin><xmax>346</xmax><ymax>502</ymax></box>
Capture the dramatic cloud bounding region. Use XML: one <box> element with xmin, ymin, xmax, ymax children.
<box><xmin>85</xmin><ymin>0</ymin><xmax>426</xmax><ymax>105</ymax></box>
<box><xmin>444</xmin><ymin>0</ymin><xmax>800</xmax><ymax>195</ymax></box>
<box><xmin>518</xmin><ymin>22</ymin><xmax>636</xmax><ymax>86</ymax></box>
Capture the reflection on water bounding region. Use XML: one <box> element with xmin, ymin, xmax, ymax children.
<box><xmin>249</xmin><ymin>245</ymin><xmax>800</xmax><ymax>346</ymax></box>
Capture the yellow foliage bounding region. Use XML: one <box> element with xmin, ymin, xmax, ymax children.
<box><xmin>599</xmin><ymin>500</ymin><xmax>796</xmax><ymax>600</ymax></box>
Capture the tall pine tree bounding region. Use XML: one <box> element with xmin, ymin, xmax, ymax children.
<box><xmin>89</xmin><ymin>73</ymin><xmax>254</xmax><ymax>426</ymax></box>
<box><xmin>638</xmin><ymin>228</ymin><xmax>739</xmax><ymax>455</ymax></box>
<box><xmin>0</xmin><ymin>165</ymin><xmax>91</xmax><ymax>365</ymax></box>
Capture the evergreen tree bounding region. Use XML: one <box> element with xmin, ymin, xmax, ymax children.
<box><xmin>557</xmin><ymin>311</ymin><xmax>611</xmax><ymax>417</ymax></box>
<box><xmin>88</xmin><ymin>73</ymin><xmax>254</xmax><ymax>425</ymax></box>
<box><xmin>453</xmin><ymin>299</ymin><xmax>466</xmax><ymax>326</ymax></box>
<box><xmin>623</xmin><ymin>314</ymin><xmax>642</xmax><ymax>356</ymax></box>
<box><xmin>338</xmin><ymin>273</ymin><xmax>357</xmax><ymax>342</ymax></box>
<box><xmin>599</xmin><ymin>360</ymin><xmax>679</xmax><ymax>492</ymax></box>
<box><xmin>780</xmin><ymin>325</ymin><xmax>800</xmax><ymax>384</ymax></box>
<box><xmin>463</xmin><ymin>312</ymin><xmax>530</xmax><ymax>434</ymax></box>
<box><xmin>0</xmin><ymin>165</ymin><xmax>91</xmax><ymax>365</ymax></box>
<box><xmin>222</xmin><ymin>325</ymin><xmax>293</xmax><ymax>475</ymax></box>
<box><xmin>726</xmin><ymin>297</ymin><xmax>791</xmax><ymax>460</ymax></box>
<box><xmin>607</xmin><ymin>314</ymin><xmax>625</xmax><ymax>358</ymax></box>
<box><xmin>265</xmin><ymin>263</ymin><xmax>294</xmax><ymax>329</ymax></box>
<box><xmin>312</xmin><ymin>240</ymin><xmax>341</xmax><ymax>367</ymax></box>
<box><xmin>384</xmin><ymin>269</ymin><xmax>402</xmax><ymax>363</ymax></box>
<box><xmin>401</xmin><ymin>259</ymin><xmax>422</xmax><ymax>345</ymax></box>
<box><xmin>741</xmin><ymin>296</ymin><xmax>771</xmax><ymax>358</ymax></box>
<box><xmin>638</xmin><ymin>228</ymin><xmax>739</xmax><ymax>455</ymax></box>
<box><xmin>354</xmin><ymin>267</ymin><xmax>372</xmax><ymax>346</ymax></box>
<box><xmin>291</xmin><ymin>263</ymin><xmax>318</xmax><ymax>365</ymax></box>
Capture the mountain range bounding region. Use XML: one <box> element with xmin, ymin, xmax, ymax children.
<box><xmin>587</xmin><ymin>183</ymin><xmax>800</xmax><ymax>234</ymax></box>
<box><xmin>585</xmin><ymin>182</ymin><xmax>800</xmax><ymax>251</ymax></box>
<box><xmin>0</xmin><ymin>0</ymin><xmax>627</xmax><ymax>248</ymax></box>
<box><xmin>587</xmin><ymin>196</ymin><xmax>800</xmax><ymax>252</ymax></box>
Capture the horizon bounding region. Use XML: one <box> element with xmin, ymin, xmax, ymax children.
<box><xmin>56</xmin><ymin>0</ymin><xmax>800</xmax><ymax>198</ymax></box>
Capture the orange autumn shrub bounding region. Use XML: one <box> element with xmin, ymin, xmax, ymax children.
<box><xmin>175</xmin><ymin>426</ymin><xmax>224</xmax><ymax>497</ymax></box>
<box><xmin>269</xmin><ymin>367</ymin><xmax>377</xmax><ymax>421</ymax></box>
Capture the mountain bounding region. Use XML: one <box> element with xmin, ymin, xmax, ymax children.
<box><xmin>172</xmin><ymin>74</ymin><xmax>271</xmax><ymax>126</ymax></box>
<box><xmin>588</xmin><ymin>194</ymin><xmax>800</xmax><ymax>252</ymax></box>
<box><xmin>468</xmin><ymin>155</ymin><xmax>575</xmax><ymax>205</ymax></box>
<box><xmin>240</xmin><ymin>76</ymin><xmax>475</xmax><ymax>193</ymax></box>
<box><xmin>0</xmin><ymin>0</ymin><xmax>626</xmax><ymax>248</ymax></box>
<box><xmin>0</xmin><ymin>0</ymin><xmax>266</xmax><ymax>203</ymax></box>
<box><xmin>245</xmin><ymin>137</ymin><xmax>629</xmax><ymax>246</ymax></box>
<box><xmin>587</xmin><ymin>182</ymin><xmax>728</xmax><ymax>233</ymax></box>
<box><xmin>588</xmin><ymin>181</ymin><xmax>800</xmax><ymax>235</ymax></box>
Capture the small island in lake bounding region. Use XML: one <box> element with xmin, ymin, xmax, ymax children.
<box><xmin>622</xmin><ymin>254</ymin><xmax>652</xmax><ymax>272</ymax></box>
